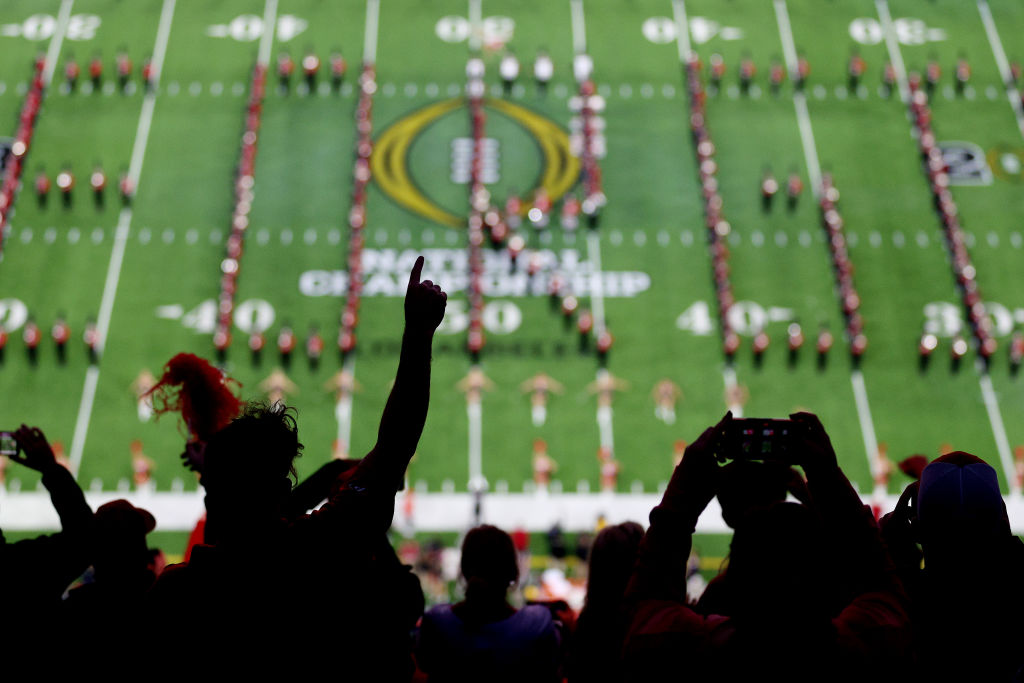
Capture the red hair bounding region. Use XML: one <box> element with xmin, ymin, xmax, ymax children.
<box><xmin>146</xmin><ymin>353</ymin><xmax>243</xmax><ymax>442</ymax></box>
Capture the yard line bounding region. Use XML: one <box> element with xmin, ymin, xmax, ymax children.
<box><xmin>979</xmin><ymin>365</ymin><xmax>1018</xmax><ymax>494</ymax></box>
<box><xmin>69</xmin><ymin>0</ymin><xmax>177</xmax><ymax>477</ymax></box>
<box><xmin>335</xmin><ymin>358</ymin><xmax>356</xmax><ymax>455</ymax></box>
<box><xmin>773</xmin><ymin>0</ymin><xmax>822</xmax><ymax>194</ymax></box>
<box><xmin>671</xmin><ymin>0</ymin><xmax>691</xmax><ymax>61</ymax></box>
<box><xmin>363</xmin><ymin>0</ymin><xmax>380</xmax><ymax>65</ymax></box>
<box><xmin>467</xmin><ymin>400</ymin><xmax>486</xmax><ymax>492</ymax></box>
<box><xmin>570</xmin><ymin>0</ymin><xmax>587</xmax><ymax>55</ymax></box>
<box><xmin>875</xmin><ymin>0</ymin><xmax>910</xmax><ymax>104</ymax></box>
<box><xmin>722</xmin><ymin>365</ymin><xmax>744</xmax><ymax>417</ymax></box>
<box><xmin>776</xmin><ymin>0</ymin><xmax>879</xmax><ymax>478</ymax></box>
<box><xmin>468</xmin><ymin>0</ymin><xmax>482</xmax><ymax>53</ymax></box>
<box><xmin>42</xmin><ymin>0</ymin><xmax>74</xmax><ymax>86</ymax></box>
<box><xmin>257</xmin><ymin>0</ymin><xmax>278</xmax><ymax>66</ymax></box>
<box><xmin>878</xmin><ymin>0</ymin><xmax>1017</xmax><ymax>494</ymax></box>
<box><xmin>586</xmin><ymin>232</ymin><xmax>607</xmax><ymax>337</ymax></box>
<box><xmin>977</xmin><ymin>0</ymin><xmax>1024</xmax><ymax>140</ymax></box>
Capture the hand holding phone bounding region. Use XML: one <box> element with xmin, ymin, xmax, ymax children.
<box><xmin>715</xmin><ymin>418</ymin><xmax>794</xmax><ymax>463</ymax></box>
<box><xmin>9</xmin><ymin>425</ymin><xmax>57</xmax><ymax>471</ymax></box>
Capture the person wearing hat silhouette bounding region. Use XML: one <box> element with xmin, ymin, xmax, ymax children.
<box><xmin>882</xmin><ymin>452</ymin><xmax>1024</xmax><ymax>680</ymax></box>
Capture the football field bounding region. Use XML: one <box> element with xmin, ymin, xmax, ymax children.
<box><xmin>2</xmin><ymin>0</ymin><xmax>1024</xmax><ymax>534</ymax></box>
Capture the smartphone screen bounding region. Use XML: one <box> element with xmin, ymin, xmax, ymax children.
<box><xmin>0</xmin><ymin>432</ymin><xmax>18</xmax><ymax>456</ymax></box>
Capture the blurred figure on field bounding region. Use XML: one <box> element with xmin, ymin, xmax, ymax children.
<box><xmin>652</xmin><ymin>378</ymin><xmax>681</xmax><ymax>425</ymax></box>
<box><xmin>34</xmin><ymin>166</ymin><xmax>50</xmax><ymax>208</ymax></box>
<box><xmin>521</xmin><ymin>372</ymin><xmax>564</xmax><ymax>426</ymax></box>
<box><xmin>132</xmin><ymin>368</ymin><xmax>157</xmax><ymax>422</ymax></box>
<box><xmin>532</xmin><ymin>438</ymin><xmax>557</xmax><ymax>490</ymax></box>
<box><xmin>330</xmin><ymin>50</ymin><xmax>347</xmax><ymax>91</ymax></box>
<box><xmin>130</xmin><ymin>439</ymin><xmax>155</xmax><ymax>489</ymax></box>
<box><xmin>416</xmin><ymin>525</ymin><xmax>562</xmax><ymax>682</ymax></box>
<box><xmin>534</xmin><ymin>48</ymin><xmax>553</xmax><ymax>95</ymax></box>
<box><xmin>260</xmin><ymin>367</ymin><xmax>298</xmax><ymax>404</ymax></box>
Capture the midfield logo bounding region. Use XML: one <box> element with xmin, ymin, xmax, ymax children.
<box><xmin>372</xmin><ymin>98</ymin><xmax>579</xmax><ymax>227</ymax></box>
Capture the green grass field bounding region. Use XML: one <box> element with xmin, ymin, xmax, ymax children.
<box><xmin>3</xmin><ymin>0</ymin><xmax>1024</xmax><ymax>536</ymax></box>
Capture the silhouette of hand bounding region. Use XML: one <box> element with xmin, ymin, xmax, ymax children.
<box><xmin>405</xmin><ymin>255</ymin><xmax>447</xmax><ymax>333</ymax></box>
<box><xmin>673</xmin><ymin>412</ymin><xmax>729</xmax><ymax>508</ymax></box>
<box><xmin>180</xmin><ymin>439</ymin><xmax>206</xmax><ymax>473</ymax></box>
<box><xmin>789</xmin><ymin>412</ymin><xmax>838</xmax><ymax>473</ymax></box>
<box><xmin>10</xmin><ymin>425</ymin><xmax>57</xmax><ymax>472</ymax></box>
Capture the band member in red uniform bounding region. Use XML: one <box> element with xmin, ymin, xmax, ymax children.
<box><xmin>950</xmin><ymin>333</ymin><xmax>968</xmax><ymax>371</ymax></box>
<box><xmin>925</xmin><ymin>57</ymin><xmax>941</xmax><ymax>96</ymax></box>
<box><xmin>65</xmin><ymin>55</ymin><xmax>80</xmax><ymax>92</ymax></box>
<box><xmin>761</xmin><ymin>168</ymin><xmax>778</xmax><ymax>212</ymax></box>
<box><xmin>116</xmin><ymin>49</ymin><xmax>132</xmax><ymax>93</ymax></box>
<box><xmin>306</xmin><ymin>324</ymin><xmax>324</xmax><ymax>370</ymax></box>
<box><xmin>56</xmin><ymin>165</ymin><xmax>74</xmax><ymax>209</ymax></box>
<box><xmin>534</xmin><ymin>49</ymin><xmax>553</xmax><ymax>95</ymax></box>
<box><xmin>330</xmin><ymin>50</ymin><xmax>347</xmax><ymax>92</ymax></box>
<box><xmin>277</xmin><ymin>324</ymin><xmax>296</xmax><ymax>367</ymax></box>
<box><xmin>954</xmin><ymin>56</ymin><xmax>971</xmax><ymax>96</ymax></box>
<box><xmin>34</xmin><ymin>167</ymin><xmax>50</xmax><ymax>209</ymax></box>
<box><xmin>787</xmin><ymin>322</ymin><xmax>804</xmax><ymax>365</ymax></box>
<box><xmin>561</xmin><ymin>295</ymin><xmax>578</xmax><ymax>331</ymax></box>
<box><xmin>249</xmin><ymin>329</ymin><xmax>265</xmax><ymax>365</ymax></box>
<box><xmin>505</xmin><ymin>191</ymin><xmax>522</xmax><ymax>229</ymax></box>
<box><xmin>1010</xmin><ymin>329</ymin><xmax>1024</xmax><ymax>376</ymax></box>
<box><xmin>561</xmin><ymin>194</ymin><xmax>581</xmax><ymax>230</ymax></box>
<box><xmin>213</xmin><ymin>326</ymin><xmax>230</xmax><ymax>365</ymax></box>
<box><xmin>739</xmin><ymin>54</ymin><xmax>756</xmax><ymax>95</ymax></box>
<box><xmin>709</xmin><ymin>54</ymin><xmax>726</xmax><ymax>90</ymax></box>
<box><xmin>90</xmin><ymin>164</ymin><xmax>106</xmax><ymax>209</ymax></box>
<box><xmin>52</xmin><ymin>314</ymin><xmax>71</xmax><ymax>364</ymax></box>
<box><xmin>119</xmin><ymin>169</ymin><xmax>135</xmax><ymax>206</ymax></box>
<box><xmin>89</xmin><ymin>53</ymin><xmax>103</xmax><ymax>90</ymax></box>
<box><xmin>769</xmin><ymin>58</ymin><xmax>785</xmax><ymax>96</ymax></box>
<box><xmin>577</xmin><ymin>308</ymin><xmax>593</xmax><ymax>351</ymax></box>
<box><xmin>0</xmin><ymin>324</ymin><xmax>7</xmax><ymax>363</ymax></box>
<box><xmin>919</xmin><ymin>330</ymin><xmax>938</xmax><ymax>371</ymax></box>
<box><xmin>277</xmin><ymin>51</ymin><xmax>295</xmax><ymax>93</ymax></box>
<box><xmin>786</xmin><ymin>171</ymin><xmax>803</xmax><ymax>211</ymax></box>
<box><xmin>83</xmin><ymin>316</ymin><xmax>99</xmax><ymax>364</ymax></box>
<box><xmin>500</xmin><ymin>49</ymin><xmax>520</xmax><ymax>96</ymax></box>
<box><xmin>23</xmin><ymin>317</ymin><xmax>41</xmax><ymax>364</ymax></box>
<box><xmin>1010</xmin><ymin>61</ymin><xmax>1023</xmax><ymax>88</ymax></box>
<box><xmin>848</xmin><ymin>51</ymin><xmax>866</xmax><ymax>91</ymax></box>
<box><xmin>752</xmin><ymin>328</ymin><xmax>770</xmax><ymax>366</ymax></box>
<box><xmin>816</xmin><ymin>325</ymin><xmax>832</xmax><ymax>369</ymax></box>
<box><xmin>882</xmin><ymin>61</ymin><xmax>897</xmax><ymax>98</ymax></box>
<box><xmin>302</xmin><ymin>49</ymin><xmax>321</xmax><ymax>93</ymax></box>
<box><xmin>796</xmin><ymin>54</ymin><xmax>810</xmax><ymax>90</ymax></box>
<box><xmin>142</xmin><ymin>55</ymin><xmax>155</xmax><ymax>93</ymax></box>
<box><xmin>596</xmin><ymin>329</ymin><xmax>613</xmax><ymax>366</ymax></box>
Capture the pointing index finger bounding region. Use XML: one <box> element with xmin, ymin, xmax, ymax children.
<box><xmin>408</xmin><ymin>255</ymin><xmax>424</xmax><ymax>290</ymax></box>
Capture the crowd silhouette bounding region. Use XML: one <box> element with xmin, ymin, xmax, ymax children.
<box><xmin>2</xmin><ymin>255</ymin><xmax>1022</xmax><ymax>680</ymax></box>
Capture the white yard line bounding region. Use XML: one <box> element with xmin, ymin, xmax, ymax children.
<box><xmin>363</xmin><ymin>0</ymin><xmax>380</xmax><ymax>65</ymax></box>
<box><xmin>671</xmin><ymin>0</ymin><xmax>691</xmax><ymax>62</ymax></box>
<box><xmin>977</xmin><ymin>0</ymin><xmax>1024</xmax><ymax>140</ymax></box>
<box><xmin>876</xmin><ymin>0</ymin><xmax>910</xmax><ymax>104</ymax></box>
<box><xmin>773</xmin><ymin>0</ymin><xmax>821</xmax><ymax>193</ymax></box>
<box><xmin>257</xmin><ymin>0</ymin><xmax>278</xmax><ymax>67</ymax></box>
<box><xmin>335</xmin><ymin>357</ymin><xmax>356</xmax><ymax>455</ymax></box>
<box><xmin>570</xmin><ymin>0</ymin><xmax>587</xmax><ymax>55</ymax></box>
<box><xmin>978</xmin><ymin>365</ymin><xmax>1019</xmax><ymax>494</ymax></box>
<box><xmin>467</xmin><ymin>394</ymin><xmax>486</xmax><ymax>492</ymax></box>
<box><xmin>42</xmin><ymin>0</ymin><xmax>74</xmax><ymax>86</ymax></box>
<box><xmin>877</xmin><ymin>0</ymin><xmax>1017</xmax><ymax>493</ymax></box>
<box><xmin>776</xmin><ymin>0</ymin><xmax>880</xmax><ymax>478</ymax></box>
<box><xmin>721</xmin><ymin>365</ymin><xmax>744</xmax><ymax>417</ymax></box>
<box><xmin>468</xmin><ymin>0</ymin><xmax>482</xmax><ymax>53</ymax></box>
<box><xmin>68</xmin><ymin>0</ymin><xmax>176</xmax><ymax>477</ymax></box>
<box><xmin>586</xmin><ymin>232</ymin><xmax>607</xmax><ymax>337</ymax></box>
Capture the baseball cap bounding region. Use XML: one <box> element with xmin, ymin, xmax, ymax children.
<box><xmin>917</xmin><ymin>452</ymin><xmax>1009</xmax><ymax>539</ymax></box>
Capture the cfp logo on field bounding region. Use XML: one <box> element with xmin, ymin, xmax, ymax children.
<box><xmin>939</xmin><ymin>142</ymin><xmax>993</xmax><ymax>186</ymax></box>
<box><xmin>373</xmin><ymin>99</ymin><xmax>579</xmax><ymax>227</ymax></box>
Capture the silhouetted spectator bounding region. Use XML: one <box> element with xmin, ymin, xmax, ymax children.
<box><xmin>63</xmin><ymin>499</ymin><xmax>156</xmax><ymax>648</ymax></box>
<box><xmin>623</xmin><ymin>413</ymin><xmax>911</xmax><ymax>682</ymax></box>
<box><xmin>147</xmin><ymin>256</ymin><xmax>445</xmax><ymax>674</ymax></box>
<box><xmin>416</xmin><ymin>524</ymin><xmax>562</xmax><ymax>682</ymax></box>
<box><xmin>547</xmin><ymin>522</ymin><xmax>567</xmax><ymax>560</ymax></box>
<box><xmin>568</xmin><ymin>521</ymin><xmax>644</xmax><ymax>682</ymax></box>
<box><xmin>0</xmin><ymin>425</ymin><xmax>93</xmax><ymax>621</ymax></box>
<box><xmin>882</xmin><ymin>452</ymin><xmax>1024</xmax><ymax>680</ymax></box>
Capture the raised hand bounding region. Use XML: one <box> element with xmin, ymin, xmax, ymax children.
<box><xmin>789</xmin><ymin>411</ymin><xmax>839</xmax><ymax>473</ymax></box>
<box><xmin>405</xmin><ymin>255</ymin><xmax>447</xmax><ymax>334</ymax></box>
<box><xmin>10</xmin><ymin>424</ymin><xmax>58</xmax><ymax>472</ymax></box>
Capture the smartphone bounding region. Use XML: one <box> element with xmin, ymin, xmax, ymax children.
<box><xmin>0</xmin><ymin>431</ymin><xmax>18</xmax><ymax>456</ymax></box>
<box><xmin>716</xmin><ymin>418</ymin><xmax>793</xmax><ymax>462</ymax></box>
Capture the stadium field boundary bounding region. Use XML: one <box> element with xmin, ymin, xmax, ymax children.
<box><xmin>877</xmin><ymin>0</ymin><xmax>1018</xmax><ymax>494</ymax></box>
<box><xmin>68</xmin><ymin>0</ymin><xmax>176</xmax><ymax>476</ymax></box>
<box><xmin>6</xmin><ymin>488</ymin><xmax>1024</xmax><ymax>534</ymax></box>
<box><xmin>976</xmin><ymin>0</ymin><xmax>1024</xmax><ymax>140</ymax></box>
<box><xmin>774</xmin><ymin>0</ymin><xmax>880</xmax><ymax>486</ymax></box>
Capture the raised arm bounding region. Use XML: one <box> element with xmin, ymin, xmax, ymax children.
<box><xmin>12</xmin><ymin>425</ymin><xmax>92</xmax><ymax>535</ymax></box>
<box><xmin>356</xmin><ymin>256</ymin><xmax>446</xmax><ymax>491</ymax></box>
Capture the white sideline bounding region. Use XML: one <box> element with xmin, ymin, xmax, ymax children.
<box><xmin>775</xmin><ymin>0</ymin><xmax>880</xmax><ymax>481</ymax></box>
<box><xmin>42</xmin><ymin>0</ymin><xmax>74</xmax><ymax>86</ymax></box>
<box><xmin>977</xmin><ymin>0</ymin><xmax>1024</xmax><ymax>140</ymax></box>
<box><xmin>877</xmin><ymin>0</ymin><xmax>1017</xmax><ymax>494</ymax></box>
<box><xmin>257</xmin><ymin>0</ymin><xmax>277</xmax><ymax>67</ymax></box>
<box><xmin>7</xmin><ymin>488</ymin><xmax>1024</xmax><ymax>534</ymax></box>
<box><xmin>68</xmin><ymin>0</ymin><xmax>177</xmax><ymax>477</ymax></box>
